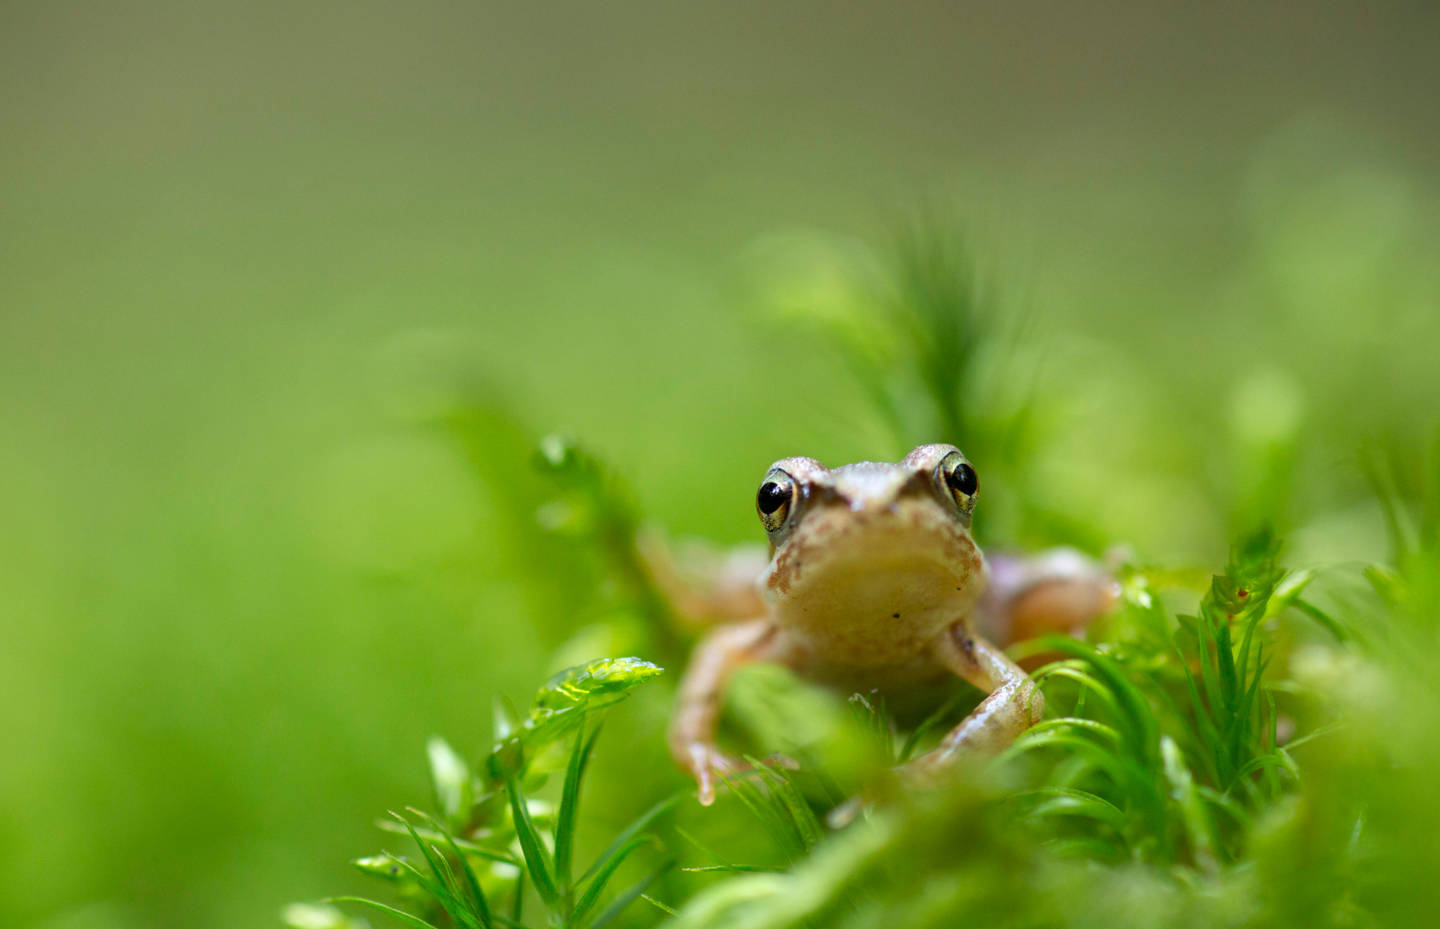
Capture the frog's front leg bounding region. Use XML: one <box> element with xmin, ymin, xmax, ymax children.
<box><xmin>669</xmin><ymin>618</ymin><xmax>790</xmax><ymax>805</ymax></box>
<box><xmin>901</xmin><ymin>623</ymin><xmax>1044</xmax><ymax>782</ymax></box>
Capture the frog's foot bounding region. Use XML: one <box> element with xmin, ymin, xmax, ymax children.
<box><xmin>680</xmin><ymin>743</ymin><xmax>744</xmax><ymax>806</ymax></box>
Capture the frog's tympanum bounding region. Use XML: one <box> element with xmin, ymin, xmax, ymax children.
<box><xmin>659</xmin><ymin>444</ymin><xmax>1116</xmax><ymax>804</ymax></box>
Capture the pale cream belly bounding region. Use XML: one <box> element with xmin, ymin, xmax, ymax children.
<box><xmin>785</xmin><ymin>646</ymin><xmax>968</xmax><ymax>722</ymax></box>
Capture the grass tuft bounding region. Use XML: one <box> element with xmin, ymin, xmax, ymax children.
<box><xmin>292</xmin><ymin>232</ymin><xmax>1440</xmax><ymax>929</ymax></box>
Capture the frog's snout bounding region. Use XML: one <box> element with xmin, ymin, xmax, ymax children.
<box><xmin>842</xmin><ymin>498</ymin><xmax>902</xmax><ymax>518</ymax></box>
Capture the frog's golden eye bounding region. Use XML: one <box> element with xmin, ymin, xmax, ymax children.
<box><xmin>756</xmin><ymin>473</ymin><xmax>796</xmax><ymax>532</ymax></box>
<box><xmin>939</xmin><ymin>453</ymin><xmax>978</xmax><ymax>511</ymax></box>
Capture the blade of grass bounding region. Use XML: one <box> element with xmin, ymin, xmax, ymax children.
<box><xmin>408</xmin><ymin>808</ymin><xmax>495</xmax><ymax>929</ymax></box>
<box><xmin>1004</xmin><ymin>729</ymin><xmax>1153</xmax><ymax>795</ymax></box>
<box><xmin>570</xmin><ymin>835</ymin><xmax>651</xmax><ymax>924</ymax></box>
<box><xmin>640</xmin><ymin>894</ymin><xmax>680</xmax><ymax>917</ymax></box>
<box><xmin>1041</xmin><ymin>837</ymin><xmax>1126</xmax><ymax>862</ymax></box>
<box><xmin>1178</xmin><ymin>655</ymin><xmax>1225</xmax><ymax>785</ymax></box>
<box><xmin>1034</xmin><ymin>638</ymin><xmax>1159</xmax><ymax>762</ymax></box>
<box><xmin>1024</xmin><ymin>717</ymin><xmax>1123</xmax><ymax>745</ymax></box>
<box><xmin>588</xmin><ymin>859</ymin><xmax>676</xmax><ymax>929</ymax></box>
<box><xmin>1195</xmin><ymin>786</ymin><xmax>1248</xmax><ymax>826</ymax></box>
<box><xmin>555</xmin><ymin>720</ymin><xmax>602</xmax><ymax>892</ymax></box>
<box><xmin>721</xmin><ymin>770</ymin><xmax>803</xmax><ymax>861</ymax></box>
<box><xmin>373</xmin><ymin>852</ymin><xmax>448</xmax><ymax>901</ymax></box>
<box><xmin>1162</xmin><ymin>735</ymin><xmax>1217</xmax><ymax>872</ymax></box>
<box><xmin>488</xmin><ymin>913</ymin><xmax>530</xmax><ymax>929</ymax></box>
<box><xmin>899</xmin><ymin>689</ymin><xmax>971</xmax><ymax>762</ymax></box>
<box><xmin>498</xmin><ymin>767</ymin><xmax>560</xmax><ymax>907</ymax></box>
<box><xmin>1237</xmin><ymin>750</ymin><xmax>1298</xmax><ymax>780</ymax></box>
<box><xmin>1281</xmin><ymin>720</ymin><xmax>1345</xmax><ymax>752</ymax></box>
<box><xmin>375</xmin><ymin>821</ymin><xmax>519</xmax><ymax>867</ymax></box>
<box><xmin>1031</xmin><ymin>665</ymin><xmax>1124</xmax><ymax>721</ymax></box>
<box><xmin>1290</xmin><ymin>597</ymin><xmax>1350</xmax><ymax>643</ymax></box>
<box><xmin>325</xmin><ymin>898</ymin><xmax>442</xmax><ymax>929</ymax></box>
<box><xmin>1010</xmin><ymin>787</ymin><xmax>1127</xmax><ymax>832</ymax></box>
<box><xmin>391</xmin><ymin>812</ymin><xmax>483</xmax><ymax>929</ymax></box>
<box><xmin>748</xmin><ymin>760</ymin><xmax>822</xmax><ymax>852</ymax></box>
<box><xmin>672</xmin><ymin>824</ymin><xmax>775</xmax><ymax>876</ymax></box>
<box><xmin>577</xmin><ymin>793</ymin><xmax>681</xmax><ymax>885</ymax></box>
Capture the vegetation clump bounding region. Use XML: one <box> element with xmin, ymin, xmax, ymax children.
<box><xmin>291</xmin><ymin>233</ymin><xmax>1440</xmax><ymax>929</ymax></box>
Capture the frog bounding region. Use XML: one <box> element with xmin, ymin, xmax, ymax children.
<box><xmin>655</xmin><ymin>443</ymin><xmax>1117</xmax><ymax>804</ymax></box>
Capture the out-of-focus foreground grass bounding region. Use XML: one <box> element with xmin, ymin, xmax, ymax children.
<box><xmin>2</xmin><ymin>3</ymin><xmax>1439</xmax><ymax>928</ymax></box>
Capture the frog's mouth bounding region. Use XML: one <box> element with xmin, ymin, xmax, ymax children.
<box><xmin>761</xmin><ymin>498</ymin><xmax>986</xmax><ymax>649</ymax></box>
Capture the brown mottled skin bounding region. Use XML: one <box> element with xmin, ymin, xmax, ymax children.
<box><xmin>660</xmin><ymin>444</ymin><xmax>1117</xmax><ymax>804</ymax></box>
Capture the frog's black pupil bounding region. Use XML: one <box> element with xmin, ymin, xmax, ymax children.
<box><xmin>947</xmin><ymin>462</ymin><xmax>978</xmax><ymax>497</ymax></box>
<box><xmin>757</xmin><ymin>481</ymin><xmax>790</xmax><ymax>515</ymax></box>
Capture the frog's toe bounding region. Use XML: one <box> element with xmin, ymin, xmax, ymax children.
<box><xmin>685</xmin><ymin>743</ymin><xmax>741</xmax><ymax>806</ymax></box>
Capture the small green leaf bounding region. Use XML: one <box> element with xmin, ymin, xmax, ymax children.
<box><xmin>323</xmin><ymin>898</ymin><xmax>442</xmax><ymax>929</ymax></box>
<box><xmin>534</xmin><ymin>658</ymin><xmax>664</xmax><ymax>710</ymax></box>
<box><xmin>493</xmin><ymin>696</ymin><xmax>521</xmax><ymax>744</ymax></box>
<box><xmin>489</xmin><ymin>658</ymin><xmax>664</xmax><ymax>772</ymax></box>
<box><xmin>427</xmin><ymin>737</ymin><xmax>474</xmax><ymax>828</ymax></box>
<box><xmin>353</xmin><ymin>854</ymin><xmax>410</xmax><ymax>883</ymax></box>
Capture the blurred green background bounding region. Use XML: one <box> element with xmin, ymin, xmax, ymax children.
<box><xmin>2</xmin><ymin>2</ymin><xmax>1438</xmax><ymax>927</ymax></box>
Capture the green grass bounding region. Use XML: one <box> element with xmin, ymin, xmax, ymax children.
<box><xmin>298</xmin><ymin>658</ymin><xmax>676</xmax><ymax>929</ymax></box>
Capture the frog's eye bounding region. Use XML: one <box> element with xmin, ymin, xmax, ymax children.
<box><xmin>938</xmin><ymin>452</ymin><xmax>978</xmax><ymax>512</ymax></box>
<box><xmin>756</xmin><ymin>472</ymin><xmax>797</xmax><ymax>532</ymax></box>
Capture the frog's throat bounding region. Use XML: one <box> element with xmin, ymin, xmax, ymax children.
<box><xmin>759</xmin><ymin>509</ymin><xmax>986</xmax><ymax>665</ymax></box>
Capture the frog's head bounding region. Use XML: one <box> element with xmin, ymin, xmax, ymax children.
<box><xmin>755</xmin><ymin>444</ymin><xmax>986</xmax><ymax>654</ymax></box>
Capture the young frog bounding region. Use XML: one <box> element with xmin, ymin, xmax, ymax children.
<box><xmin>660</xmin><ymin>443</ymin><xmax>1116</xmax><ymax>804</ymax></box>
